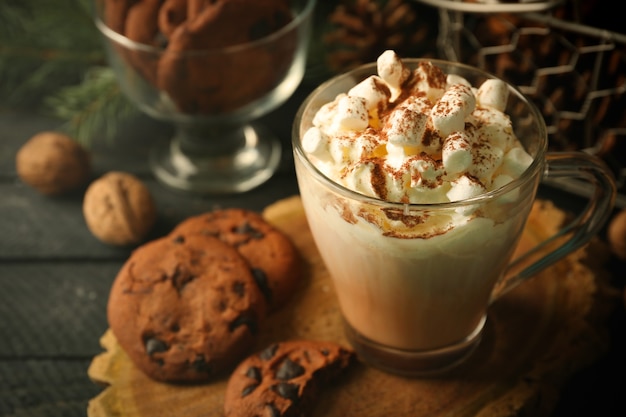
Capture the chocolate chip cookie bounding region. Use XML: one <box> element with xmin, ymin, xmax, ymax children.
<box><xmin>155</xmin><ymin>0</ymin><xmax>294</xmax><ymax>113</ymax></box>
<box><xmin>107</xmin><ymin>233</ymin><xmax>268</xmax><ymax>382</ymax></box>
<box><xmin>170</xmin><ymin>208</ymin><xmax>302</xmax><ymax>312</ymax></box>
<box><xmin>103</xmin><ymin>0</ymin><xmax>297</xmax><ymax>114</ymax></box>
<box><xmin>102</xmin><ymin>0</ymin><xmax>133</xmax><ymax>34</ymax></box>
<box><xmin>224</xmin><ymin>340</ymin><xmax>355</xmax><ymax>417</ymax></box>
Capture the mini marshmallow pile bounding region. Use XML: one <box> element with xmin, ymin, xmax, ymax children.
<box><xmin>302</xmin><ymin>50</ymin><xmax>533</xmax><ymax>204</ymax></box>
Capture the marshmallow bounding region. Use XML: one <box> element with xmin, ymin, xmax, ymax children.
<box><xmin>412</xmin><ymin>62</ymin><xmax>446</xmax><ymax>103</ymax></box>
<box><xmin>446</xmin><ymin>174</ymin><xmax>486</xmax><ymax>202</ymax></box>
<box><xmin>401</xmin><ymin>95</ymin><xmax>431</xmax><ymax>115</ymax></box>
<box><xmin>477</xmin><ymin>79</ymin><xmax>509</xmax><ymax>112</ymax></box>
<box><xmin>303</xmin><ymin>51</ymin><xmax>534</xmax><ymax>205</ymax></box>
<box><xmin>491</xmin><ymin>174</ymin><xmax>520</xmax><ymax>203</ymax></box>
<box><xmin>384</xmin><ymin>105</ymin><xmax>428</xmax><ymax>147</ymax></box>
<box><xmin>431</xmin><ymin>84</ymin><xmax>476</xmax><ymax>138</ymax></box>
<box><xmin>491</xmin><ymin>174</ymin><xmax>514</xmax><ymax>190</ymax></box>
<box><xmin>500</xmin><ymin>146</ymin><xmax>533</xmax><ymax>178</ymax></box>
<box><xmin>442</xmin><ymin>131</ymin><xmax>472</xmax><ymax>175</ymax></box>
<box><xmin>377</xmin><ymin>50</ymin><xmax>410</xmax><ymax>90</ymax></box>
<box><xmin>348</xmin><ymin>75</ymin><xmax>392</xmax><ymax>111</ymax></box>
<box><xmin>447</xmin><ymin>74</ymin><xmax>471</xmax><ymax>89</ymax></box>
<box><xmin>335</xmin><ymin>95</ymin><xmax>369</xmax><ymax>131</ymax></box>
<box><xmin>468</xmin><ymin>141</ymin><xmax>504</xmax><ymax>183</ymax></box>
<box><xmin>473</xmin><ymin>108</ymin><xmax>515</xmax><ymax>151</ymax></box>
<box><xmin>302</xmin><ymin>127</ymin><xmax>327</xmax><ymax>157</ymax></box>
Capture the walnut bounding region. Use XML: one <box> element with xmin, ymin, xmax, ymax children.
<box><xmin>608</xmin><ymin>209</ymin><xmax>626</xmax><ymax>261</ymax></box>
<box><xmin>16</xmin><ymin>131</ymin><xmax>91</xmax><ymax>195</ymax></box>
<box><xmin>83</xmin><ymin>171</ymin><xmax>157</xmax><ymax>246</ymax></box>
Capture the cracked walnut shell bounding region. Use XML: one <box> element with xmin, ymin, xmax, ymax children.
<box><xmin>83</xmin><ymin>171</ymin><xmax>156</xmax><ymax>246</ymax></box>
<box><xmin>16</xmin><ymin>131</ymin><xmax>91</xmax><ymax>195</ymax></box>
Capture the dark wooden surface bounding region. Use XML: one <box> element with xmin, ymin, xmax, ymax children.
<box><xmin>1</xmin><ymin>78</ymin><xmax>625</xmax><ymax>417</ymax></box>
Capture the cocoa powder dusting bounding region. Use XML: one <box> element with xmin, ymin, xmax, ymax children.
<box><xmin>338</xmin><ymin>200</ymin><xmax>358</xmax><ymax>225</ymax></box>
<box><xmin>383</xmin><ymin>227</ymin><xmax>451</xmax><ymax>239</ymax></box>
<box><xmin>380</xmin><ymin>207</ymin><xmax>453</xmax><ymax>239</ymax></box>
<box><xmin>372</xmin><ymin>77</ymin><xmax>392</xmax><ymax>113</ymax></box>
<box><xmin>369</xmin><ymin>158</ymin><xmax>388</xmax><ymax>201</ymax></box>
<box><xmin>418</xmin><ymin>62</ymin><xmax>446</xmax><ymax>90</ymax></box>
<box><xmin>383</xmin><ymin>208</ymin><xmax>427</xmax><ymax>228</ymax></box>
<box><xmin>464</xmin><ymin>121</ymin><xmax>478</xmax><ymax>135</ymax></box>
<box><xmin>422</xmin><ymin>126</ymin><xmax>440</xmax><ymax>148</ymax></box>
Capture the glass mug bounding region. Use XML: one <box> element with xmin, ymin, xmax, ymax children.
<box><xmin>292</xmin><ymin>59</ymin><xmax>616</xmax><ymax>376</ymax></box>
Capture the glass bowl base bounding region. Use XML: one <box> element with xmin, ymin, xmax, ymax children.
<box><xmin>149</xmin><ymin>123</ymin><xmax>281</xmax><ymax>194</ymax></box>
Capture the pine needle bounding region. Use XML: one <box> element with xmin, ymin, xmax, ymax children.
<box><xmin>0</xmin><ymin>0</ymin><xmax>138</xmax><ymax>145</ymax></box>
<box><xmin>0</xmin><ymin>0</ymin><xmax>103</xmax><ymax>105</ymax></box>
<box><xmin>45</xmin><ymin>67</ymin><xmax>138</xmax><ymax>146</ymax></box>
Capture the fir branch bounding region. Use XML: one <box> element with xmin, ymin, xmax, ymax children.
<box><xmin>45</xmin><ymin>67</ymin><xmax>138</xmax><ymax>146</ymax></box>
<box><xmin>0</xmin><ymin>0</ymin><xmax>134</xmax><ymax>146</ymax></box>
<box><xmin>0</xmin><ymin>0</ymin><xmax>104</xmax><ymax>107</ymax></box>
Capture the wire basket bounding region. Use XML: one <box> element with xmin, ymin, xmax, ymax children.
<box><xmin>415</xmin><ymin>0</ymin><xmax>626</xmax><ymax>207</ymax></box>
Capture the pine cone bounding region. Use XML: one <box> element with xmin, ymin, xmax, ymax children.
<box><xmin>323</xmin><ymin>0</ymin><xmax>436</xmax><ymax>73</ymax></box>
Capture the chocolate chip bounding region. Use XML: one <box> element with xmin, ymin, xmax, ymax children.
<box><xmin>246</xmin><ymin>366</ymin><xmax>262</xmax><ymax>382</ymax></box>
<box><xmin>271</xmin><ymin>382</ymin><xmax>300</xmax><ymax>402</ymax></box>
<box><xmin>251</xmin><ymin>268</ymin><xmax>273</xmax><ymax>302</ymax></box>
<box><xmin>266</xmin><ymin>403</ymin><xmax>281</xmax><ymax>417</ymax></box>
<box><xmin>275</xmin><ymin>358</ymin><xmax>305</xmax><ymax>380</ymax></box>
<box><xmin>242</xmin><ymin>383</ymin><xmax>259</xmax><ymax>397</ymax></box>
<box><xmin>145</xmin><ymin>337</ymin><xmax>168</xmax><ymax>355</ymax></box>
<box><xmin>172</xmin><ymin>235</ymin><xmax>185</xmax><ymax>244</ymax></box>
<box><xmin>172</xmin><ymin>269</ymin><xmax>195</xmax><ymax>292</ymax></box>
<box><xmin>260</xmin><ymin>343</ymin><xmax>279</xmax><ymax>360</ymax></box>
<box><xmin>232</xmin><ymin>281</ymin><xmax>245</xmax><ymax>297</ymax></box>
<box><xmin>234</xmin><ymin>221</ymin><xmax>264</xmax><ymax>239</ymax></box>
<box><xmin>229</xmin><ymin>314</ymin><xmax>258</xmax><ymax>335</ymax></box>
<box><xmin>192</xmin><ymin>355</ymin><xmax>212</xmax><ymax>374</ymax></box>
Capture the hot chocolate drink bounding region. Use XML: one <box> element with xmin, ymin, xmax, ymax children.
<box><xmin>293</xmin><ymin>50</ymin><xmax>615</xmax><ymax>376</ymax></box>
<box><xmin>297</xmin><ymin>50</ymin><xmax>534</xmax><ymax>351</ymax></box>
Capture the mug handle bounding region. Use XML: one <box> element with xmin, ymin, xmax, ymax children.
<box><xmin>490</xmin><ymin>151</ymin><xmax>616</xmax><ymax>303</ymax></box>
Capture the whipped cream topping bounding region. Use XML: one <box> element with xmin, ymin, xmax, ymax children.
<box><xmin>302</xmin><ymin>50</ymin><xmax>533</xmax><ymax>204</ymax></box>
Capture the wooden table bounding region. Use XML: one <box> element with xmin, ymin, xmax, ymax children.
<box><xmin>1</xmin><ymin>82</ymin><xmax>625</xmax><ymax>416</ymax></box>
